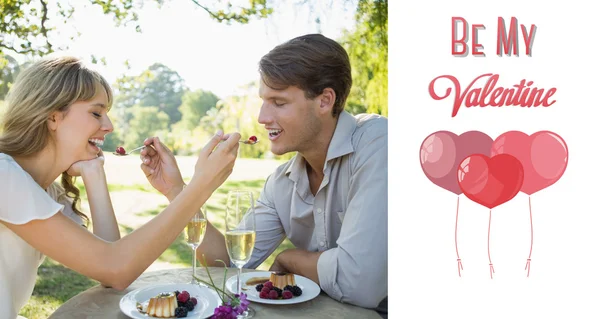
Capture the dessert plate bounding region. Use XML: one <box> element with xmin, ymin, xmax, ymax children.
<box><xmin>120</xmin><ymin>283</ymin><xmax>220</xmax><ymax>318</ymax></box>
<box><xmin>225</xmin><ymin>271</ymin><xmax>321</xmax><ymax>305</ymax></box>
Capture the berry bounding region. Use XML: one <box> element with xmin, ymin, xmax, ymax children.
<box><xmin>259</xmin><ymin>291</ymin><xmax>269</xmax><ymax>299</ymax></box>
<box><xmin>255</xmin><ymin>283</ymin><xmax>264</xmax><ymax>292</ymax></box>
<box><xmin>190</xmin><ymin>297</ymin><xmax>197</xmax><ymax>305</ymax></box>
<box><xmin>115</xmin><ymin>146</ymin><xmax>126</xmax><ymax>155</ymax></box>
<box><xmin>260</xmin><ymin>286</ymin><xmax>271</xmax><ymax>294</ymax></box>
<box><xmin>283</xmin><ymin>285</ymin><xmax>293</xmax><ymax>291</ymax></box>
<box><xmin>175</xmin><ymin>306</ymin><xmax>188</xmax><ymax>318</ymax></box>
<box><xmin>291</xmin><ymin>286</ymin><xmax>303</xmax><ymax>296</ymax></box>
<box><xmin>282</xmin><ymin>291</ymin><xmax>293</xmax><ymax>299</ymax></box>
<box><xmin>248</xmin><ymin>136</ymin><xmax>258</xmax><ymax>143</ymax></box>
<box><xmin>273</xmin><ymin>287</ymin><xmax>282</xmax><ymax>297</ymax></box>
<box><xmin>177</xmin><ymin>301</ymin><xmax>185</xmax><ymax>307</ymax></box>
<box><xmin>174</xmin><ymin>290</ymin><xmax>181</xmax><ymax>297</ymax></box>
<box><xmin>184</xmin><ymin>299</ymin><xmax>195</xmax><ymax>311</ymax></box>
<box><xmin>268</xmin><ymin>290</ymin><xmax>279</xmax><ymax>299</ymax></box>
<box><xmin>263</xmin><ymin>281</ymin><xmax>273</xmax><ymax>289</ymax></box>
<box><xmin>177</xmin><ymin>291</ymin><xmax>190</xmax><ymax>303</ymax></box>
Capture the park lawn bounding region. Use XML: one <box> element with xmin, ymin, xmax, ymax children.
<box><xmin>20</xmin><ymin>178</ymin><xmax>295</xmax><ymax>318</ymax></box>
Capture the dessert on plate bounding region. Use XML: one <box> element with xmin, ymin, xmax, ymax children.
<box><xmin>269</xmin><ymin>271</ymin><xmax>296</xmax><ymax>289</ymax></box>
<box><xmin>147</xmin><ymin>292</ymin><xmax>177</xmax><ymax>318</ymax></box>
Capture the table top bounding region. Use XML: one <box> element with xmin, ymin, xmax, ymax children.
<box><xmin>49</xmin><ymin>267</ymin><xmax>382</xmax><ymax>318</ymax></box>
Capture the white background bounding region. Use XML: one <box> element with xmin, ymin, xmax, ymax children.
<box><xmin>390</xmin><ymin>1</ymin><xmax>600</xmax><ymax>318</ymax></box>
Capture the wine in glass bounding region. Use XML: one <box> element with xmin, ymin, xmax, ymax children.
<box><xmin>225</xmin><ymin>190</ymin><xmax>256</xmax><ymax>318</ymax></box>
<box><xmin>184</xmin><ymin>207</ymin><xmax>207</xmax><ymax>285</ymax></box>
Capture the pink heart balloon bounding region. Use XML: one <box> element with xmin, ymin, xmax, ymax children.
<box><xmin>420</xmin><ymin>130</ymin><xmax>493</xmax><ymax>195</ymax></box>
<box><xmin>491</xmin><ymin>131</ymin><xmax>568</xmax><ymax>195</ymax></box>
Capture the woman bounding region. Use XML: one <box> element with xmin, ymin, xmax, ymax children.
<box><xmin>0</xmin><ymin>56</ymin><xmax>240</xmax><ymax>319</ymax></box>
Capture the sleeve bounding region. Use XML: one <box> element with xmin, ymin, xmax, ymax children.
<box><xmin>243</xmin><ymin>174</ymin><xmax>287</xmax><ymax>269</ymax></box>
<box><xmin>0</xmin><ymin>160</ymin><xmax>64</xmax><ymax>225</ymax></box>
<box><xmin>316</xmin><ymin>120</ymin><xmax>388</xmax><ymax>308</ymax></box>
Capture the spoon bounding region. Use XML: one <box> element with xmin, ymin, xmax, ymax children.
<box><xmin>239</xmin><ymin>139</ymin><xmax>259</xmax><ymax>145</ymax></box>
<box><xmin>240</xmin><ymin>136</ymin><xmax>259</xmax><ymax>145</ymax></box>
<box><xmin>113</xmin><ymin>145</ymin><xmax>146</xmax><ymax>156</ymax></box>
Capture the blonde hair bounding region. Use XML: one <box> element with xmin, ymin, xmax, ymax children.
<box><xmin>0</xmin><ymin>56</ymin><xmax>114</xmax><ymax>226</ymax></box>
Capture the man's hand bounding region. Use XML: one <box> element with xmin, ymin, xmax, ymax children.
<box><xmin>139</xmin><ymin>137</ymin><xmax>185</xmax><ymax>201</ymax></box>
<box><xmin>269</xmin><ymin>249</ymin><xmax>323</xmax><ymax>285</ymax></box>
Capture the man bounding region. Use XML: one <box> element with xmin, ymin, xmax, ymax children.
<box><xmin>140</xmin><ymin>34</ymin><xmax>388</xmax><ymax>311</ymax></box>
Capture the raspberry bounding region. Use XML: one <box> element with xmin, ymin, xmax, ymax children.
<box><xmin>249</xmin><ymin>136</ymin><xmax>258</xmax><ymax>143</ymax></box>
<box><xmin>175</xmin><ymin>306</ymin><xmax>188</xmax><ymax>318</ymax></box>
<box><xmin>255</xmin><ymin>283</ymin><xmax>264</xmax><ymax>292</ymax></box>
<box><xmin>263</xmin><ymin>281</ymin><xmax>273</xmax><ymax>289</ymax></box>
<box><xmin>268</xmin><ymin>290</ymin><xmax>279</xmax><ymax>299</ymax></box>
<box><xmin>259</xmin><ymin>291</ymin><xmax>269</xmax><ymax>299</ymax></box>
<box><xmin>291</xmin><ymin>286</ymin><xmax>302</xmax><ymax>296</ymax></box>
<box><xmin>190</xmin><ymin>297</ymin><xmax>197</xmax><ymax>305</ymax></box>
<box><xmin>282</xmin><ymin>290</ymin><xmax>293</xmax><ymax>299</ymax></box>
<box><xmin>283</xmin><ymin>285</ymin><xmax>293</xmax><ymax>291</ymax></box>
<box><xmin>184</xmin><ymin>299</ymin><xmax>195</xmax><ymax>311</ymax></box>
<box><xmin>115</xmin><ymin>146</ymin><xmax>126</xmax><ymax>155</ymax></box>
<box><xmin>260</xmin><ymin>286</ymin><xmax>270</xmax><ymax>294</ymax></box>
<box><xmin>177</xmin><ymin>291</ymin><xmax>190</xmax><ymax>303</ymax></box>
<box><xmin>273</xmin><ymin>287</ymin><xmax>282</xmax><ymax>297</ymax></box>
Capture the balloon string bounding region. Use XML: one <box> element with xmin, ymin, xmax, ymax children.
<box><xmin>455</xmin><ymin>196</ymin><xmax>463</xmax><ymax>277</ymax></box>
<box><xmin>525</xmin><ymin>196</ymin><xmax>533</xmax><ymax>277</ymax></box>
<box><xmin>488</xmin><ymin>209</ymin><xmax>495</xmax><ymax>279</ymax></box>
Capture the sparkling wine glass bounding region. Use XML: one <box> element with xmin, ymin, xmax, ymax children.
<box><xmin>225</xmin><ymin>190</ymin><xmax>256</xmax><ymax>318</ymax></box>
<box><xmin>184</xmin><ymin>207</ymin><xmax>207</xmax><ymax>285</ymax></box>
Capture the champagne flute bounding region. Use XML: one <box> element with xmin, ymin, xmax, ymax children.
<box><xmin>225</xmin><ymin>190</ymin><xmax>256</xmax><ymax>318</ymax></box>
<box><xmin>184</xmin><ymin>207</ymin><xmax>207</xmax><ymax>285</ymax></box>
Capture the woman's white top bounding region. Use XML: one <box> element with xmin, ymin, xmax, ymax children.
<box><xmin>0</xmin><ymin>153</ymin><xmax>84</xmax><ymax>319</ymax></box>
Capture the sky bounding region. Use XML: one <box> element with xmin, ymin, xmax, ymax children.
<box><xmin>44</xmin><ymin>0</ymin><xmax>357</xmax><ymax>98</ymax></box>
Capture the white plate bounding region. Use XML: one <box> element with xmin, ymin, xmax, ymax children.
<box><xmin>225</xmin><ymin>271</ymin><xmax>320</xmax><ymax>305</ymax></box>
<box><xmin>120</xmin><ymin>283</ymin><xmax>220</xmax><ymax>318</ymax></box>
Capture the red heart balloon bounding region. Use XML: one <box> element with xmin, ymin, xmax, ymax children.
<box><xmin>457</xmin><ymin>154</ymin><xmax>524</xmax><ymax>209</ymax></box>
<box><xmin>420</xmin><ymin>130</ymin><xmax>493</xmax><ymax>195</ymax></box>
<box><xmin>491</xmin><ymin>131</ymin><xmax>568</xmax><ymax>195</ymax></box>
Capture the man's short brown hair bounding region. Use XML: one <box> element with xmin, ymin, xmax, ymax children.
<box><xmin>259</xmin><ymin>34</ymin><xmax>352</xmax><ymax>117</ymax></box>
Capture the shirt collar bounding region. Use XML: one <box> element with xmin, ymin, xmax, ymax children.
<box><xmin>285</xmin><ymin>111</ymin><xmax>356</xmax><ymax>181</ymax></box>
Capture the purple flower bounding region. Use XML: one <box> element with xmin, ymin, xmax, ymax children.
<box><xmin>213</xmin><ymin>305</ymin><xmax>236</xmax><ymax>319</ymax></box>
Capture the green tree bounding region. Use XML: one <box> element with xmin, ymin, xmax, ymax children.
<box><xmin>0</xmin><ymin>54</ymin><xmax>22</xmax><ymax>100</ymax></box>
<box><xmin>178</xmin><ymin>89</ymin><xmax>220</xmax><ymax>130</ymax></box>
<box><xmin>124</xmin><ymin>106</ymin><xmax>170</xmax><ymax>150</ymax></box>
<box><xmin>138</xmin><ymin>63</ymin><xmax>187</xmax><ymax>124</ymax></box>
<box><xmin>340</xmin><ymin>0</ymin><xmax>387</xmax><ymax>116</ymax></box>
<box><xmin>0</xmin><ymin>1</ymin><xmax>272</xmax><ymax>58</ymax></box>
<box><xmin>112</xmin><ymin>63</ymin><xmax>186</xmax><ymax>130</ymax></box>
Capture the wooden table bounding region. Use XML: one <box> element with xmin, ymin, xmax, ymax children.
<box><xmin>50</xmin><ymin>267</ymin><xmax>383</xmax><ymax>318</ymax></box>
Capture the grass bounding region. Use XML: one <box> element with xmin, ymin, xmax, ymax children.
<box><xmin>21</xmin><ymin>174</ymin><xmax>294</xmax><ymax>318</ymax></box>
<box><xmin>19</xmin><ymin>259</ymin><xmax>99</xmax><ymax>319</ymax></box>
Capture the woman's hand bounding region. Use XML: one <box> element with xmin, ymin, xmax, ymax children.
<box><xmin>192</xmin><ymin>131</ymin><xmax>241</xmax><ymax>191</ymax></box>
<box><xmin>67</xmin><ymin>150</ymin><xmax>105</xmax><ymax>177</ymax></box>
<box><xmin>139</xmin><ymin>137</ymin><xmax>186</xmax><ymax>201</ymax></box>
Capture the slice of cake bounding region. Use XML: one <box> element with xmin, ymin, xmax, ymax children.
<box><xmin>147</xmin><ymin>292</ymin><xmax>177</xmax><ymax>318</ymax></box>
<box><xmin>269</xmin><ymin>272</ymin><xmax>296</xmax><ymax>289</ymax></box>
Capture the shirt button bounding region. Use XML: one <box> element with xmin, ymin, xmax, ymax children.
<box><xmin>317</xmin><ymin>208</ymin><xmax>322</xmax><ymax>214</ymax></box>
<box><xmin>319</xmin><ymin>241</ymin><xmax>325</xmax><ymax>247</ymax></box>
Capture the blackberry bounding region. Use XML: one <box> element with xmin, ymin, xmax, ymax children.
<box><xmin>175</xmin><ymin>306</ymin><xmax>188</xmax><ymax>318</ymax></box>
<box><xmin>291</xmin><ymin>285</ymin><xmax>303</xmax><ymax>297</ymax></box>
<box><xmin>255</xmin><ymin>283</ymin><xmax>264</xmax><ymax>292</ymax></box>
<box><xmin>177</xmin><ymin>301</ymin><xmax>185</xmax><ymax>307</ymax></box>
<box><xmin>174</xmin><ymin>290</ymin><xmax>181</xmax><ymax>297</ymax></box>
<box><xmin>273</xmin><ymin>287</ymin><xmax>283</xmax><ymax>297</ymax></box>
<box><xmin>185</xmin><ymin>299</ymin><xmax>195</xmax><ymax>311</ymax></box>
<box><xmin>283</xmin><ymin>285</ymin><xmax>294</xmax><ymax>291</ymax></box>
